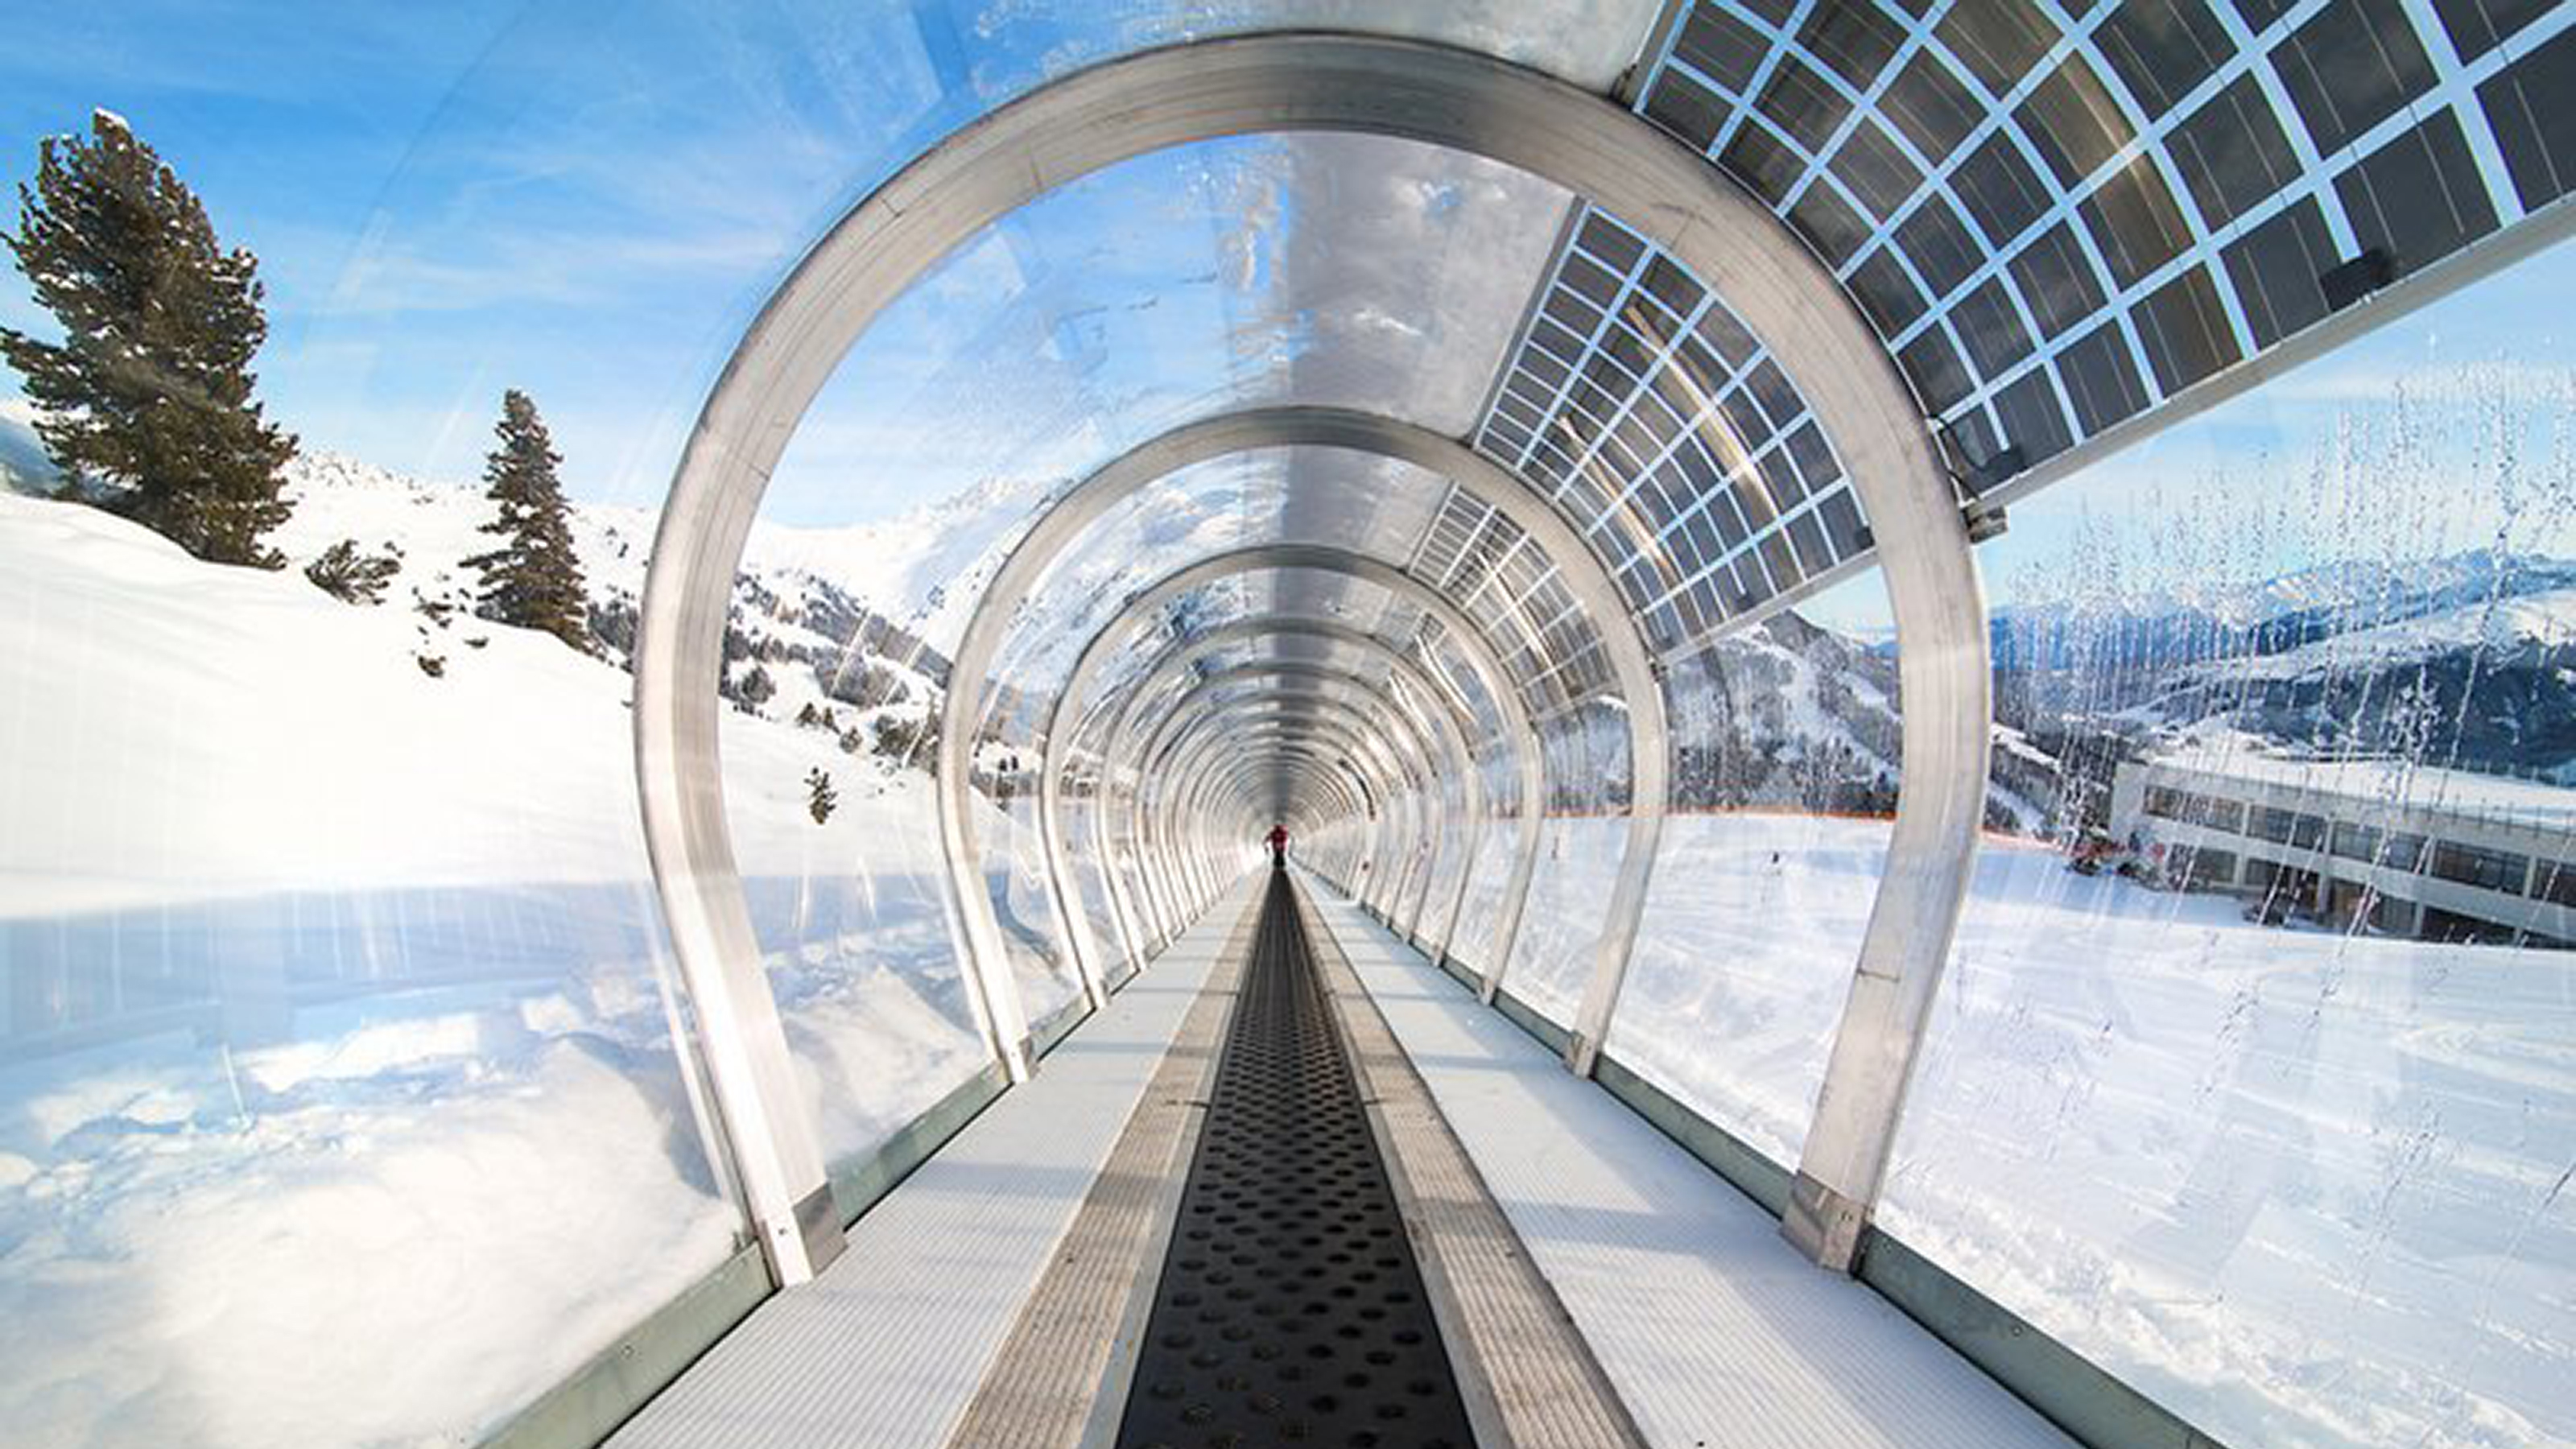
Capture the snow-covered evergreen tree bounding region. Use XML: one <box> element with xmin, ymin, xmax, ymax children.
<box><xmin>304</xmin><ymin>539</ymin><xmax>400</xmax><ymax>605</ymax></box>
<box><xmin>0</xmin><ymin>110</ymin><xmax>298</xmax><ymax>566</ymax></box>
<box><xmin>805</xmin><ymin>766</ymin><xmax>837</xmax><ymax>824</ymax></box>
<box><xmin>463</xmin><ymin>390</ymin><xmax>591</xmax><ymax>650</ymax></box>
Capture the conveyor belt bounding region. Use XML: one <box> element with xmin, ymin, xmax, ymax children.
<box><xmin>1114</xmin><ymin>869</ymin><xmax>1476</xmax><ymax>1449</ymax></box>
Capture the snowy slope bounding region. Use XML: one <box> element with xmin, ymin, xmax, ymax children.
<box><xmin>2181</xmin><ymin>584</ymin><xmax>2576</xmax><ymax>681</ymax></box>
<box><xmin>0</xmin><ymin>485</ymin><xmax>1048</xmax><ymax>1449</ymax></box>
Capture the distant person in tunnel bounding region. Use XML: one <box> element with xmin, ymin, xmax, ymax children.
<box><xmin>1266</xmin><ymin>824</ymin><xmax>1289</xmax><ymax>870</ymax></box>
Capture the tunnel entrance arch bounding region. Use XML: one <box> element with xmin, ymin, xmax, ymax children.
<box><xmin>635</xmin><ymin>32</ymin><xmax>1987</xmax><ymax>1281</ymax></box>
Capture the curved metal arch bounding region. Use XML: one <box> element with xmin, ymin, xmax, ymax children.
<box><xmin>1210</xmin><ymin>744</ymin><xmax>1368</xmax><ymax>833</ymax></box>
<box><xmin>1181</xmin><ymin>741</ymin><xmax>1379</xmax><ymax>903</ymax></box>
<box><xmin>1081</xmin><ymin>614</ymin><xmax>1489</xmax><ymax>762</ymax></box>
<box><xmin>1139</xmin><ymin>700</ymin><xmax>1403</xmax><ymax>932</ymax></box>
<box><xmin>1192</xmin><ymin>737</ymin><xmax>1393</xmax><ymax>894</ymax></box>
<box><xmin>1129</xmin><ymin>657</ymin><xmax>1459</xmax><ymax>938</ymax></box>
<box><xmin>1192</xmin><ymin>745</ymin><xmax>1377</xmax><ymax>903</ymax></box>
<box><xmin>1044</xmin><ymin>543</ymin><xmax>1546</xmax><ymax>989</ymax></box>
<box><xmin>1143</xmin><ymin>683</ymin><xmax>1427</xmax><ymax>903</ymax></box>
<box><xmin>1047</xmin><ymin>566</ymin><xmax>1513</xmax><ymax>1001</ymax></box>
<box><xmin>1152</xmin><ymin>712</ymin><xmax>1400</xmax><ymax>933</ymax></box>
<box><xmin>1137</xmin><ymin>664</ymin><xmax>1458</xmax><ymax>939</ymax></box>
<box><xmin>939</xmin><ymin>405</ymin><xmax>1667</xmax><ymax>1076</ymax></box>
<box><xmin>1195</xmin><ymin>743</ymin><xmax>1376</xmax><ymax>893</ymax></box>
<box><xmin>1149</xmin><ymin>675</ymin><xmax>1432</xmax><ymax>923</ymax></box>
<box><xmin>637</xmin><ymin>31</ymin><xmax>1989</xmax><ymax>1277</ymax></box>
<box><xmin>1178</xmin><ymin>728</ymin><xmax>1391</xmax><ymax>902</ymax></box>
<box><xmin>1077</xmin><ymin>615</ymin><xmax>1492</xmax><ymax>956</ymax></box>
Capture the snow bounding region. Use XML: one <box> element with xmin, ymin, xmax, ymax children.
<box><xmin>0</xmin><ymin>481</ymin><xmax>1034</xmax><ymax>1447</ymax></box>
<box><xmin>1591</xmin><ymin>811</ymin><xmax>2574</xmax><ymax>1449</ymax></box>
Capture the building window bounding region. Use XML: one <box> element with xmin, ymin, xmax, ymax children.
<box><xmin>2249</xmin><ymin>806</ymin><xmax>2326</xmax><ymax>848</ymax></box>
<box><xmin>2330</xmin><ymin>821</ymin><xmax>2382</xmax><ymax>862</ymax></box>
<box><xmin>2429</xmin><ymin>840</ymin><xmax>2530</xmax><ymax>896</ymax></box>
<box><xmin>2185</xmin><ymin>846</ymin><xmax>2238</xmax><ymax>886</ymax></box>
<box><xmin>2146</xmin><ymin>786</ymin><xmax>2246</xmax><ymax>833</ymax></box>
<box><xmin>2533</xmin><ymin>863</ymin><xmax>2576</xmax><ymax>908</ymax></box>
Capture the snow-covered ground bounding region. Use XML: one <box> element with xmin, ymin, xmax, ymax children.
<box><xmin>0</xmin><ymin>486</ymin><xmax>1028</xmax><ymax>1447</ymax></box>
<box><xmin>1579</xmin><ymin>811</ymin><xmax>2574</xmax><ymax>1449</ymax></box>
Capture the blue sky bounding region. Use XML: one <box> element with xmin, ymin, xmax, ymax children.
<box><xmin>0</xmin><ymin>1</ymin><xmax>1201</xmax><ymax>519</ymax></box>
<box><xmin>1797</xmin><ymin>237</ymin><xmax>2576</xmax><ymax>633</ymax></box>
<box><xmin>5</xmin><ymin>2</ymin><xmax>2573</xmax><ymax>563</ymax></box>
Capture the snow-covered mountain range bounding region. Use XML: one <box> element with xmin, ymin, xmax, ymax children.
<box><xmin>19</xmin><ymin>403</ymin><xmax>2574</xmax><ymax>822</ymax></box>
<box><xmin>1994</xmin><ymin>549</ymin><xmax>2576</xmax><ymax>787</ymax></box>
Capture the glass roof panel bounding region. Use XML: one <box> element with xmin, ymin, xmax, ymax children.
<box><xmin>279</xmin><ymin>2</ymin><xmax>1647</xmax><ymax>514</ymax></box>
<box><xmin>976</xmin><ymin>447</ymin><xmax>1455</xmax><ymax>689</ymax></box>
<box><xmin>752</xmin><ymin>130</ymin><xmax>1573</xmax><ymax>658</ymax></box>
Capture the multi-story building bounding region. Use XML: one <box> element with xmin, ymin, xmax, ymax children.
<box><xmin>2110</xmin><ymin>745</ymin><xmax>2576</xmax><ymax>947</ymax></box>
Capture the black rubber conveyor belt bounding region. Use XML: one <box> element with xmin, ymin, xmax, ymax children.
<box><xmin>1114</xmin><ymin>869</ymin><xmax>1476</xmax><ymax>1449</ymax></box>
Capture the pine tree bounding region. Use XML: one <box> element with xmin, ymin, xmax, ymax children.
<box><xmin>0</xmin><ymin>111</ymin><xmax>297</xmax><ymax>566</ymax></box>
<box><xmin>462</xmin><ymin>390</ymin><xmax>591</xmax><ymax>651</ymax></box>
<box><xmin>805</xmin><ymin>767</ymin><xmax>838</xmax><ymax>825</ymax></box>
<box><xmin>304</xmin><ymin>538</ymin><xmax>400</xmax><ymax>605</ymax></box>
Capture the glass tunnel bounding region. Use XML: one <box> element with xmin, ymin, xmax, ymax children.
<box><xmin>2</xmin><ymin>3</ymin><xmax>2573</xmax><ymax>1447</ymax></box>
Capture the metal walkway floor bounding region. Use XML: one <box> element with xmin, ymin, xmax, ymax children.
<box><xmin>605</xmin><ymin>869</ymin><xmax>2076</xmax><ymax>1449</ymax></box>
<box><xmin>1300</xmin><ymin>881</ymin><xmax>2078</xmax><ymax>1449</ymax></box>
<box><xmin>606</xmin><ymin>879</ymin><xmax>1265</xmax><ymax>1449</ymax></box>
<box><xmin>1114</xmin><ymin>870</ymin><xmax>1474</xmax><ymax>1449</ymax></box>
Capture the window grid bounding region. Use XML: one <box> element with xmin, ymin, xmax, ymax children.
<box><xmin>1473</xmin><ymin>206</ymin><xmax>1880</xmax><ymax>662</ymax></box>
<box><xmin>1629</xmin><ymin>0</ymin><xmax>2576</xmax><ymax>499</ymax></box>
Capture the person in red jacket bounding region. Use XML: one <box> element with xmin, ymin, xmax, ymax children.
<box><xmin>1265</xmin><ymin>824</ymin><xmax>1289</xmax><ymax>869</ymax></box>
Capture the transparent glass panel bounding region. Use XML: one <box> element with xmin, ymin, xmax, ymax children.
<box><xmin>989</xmin><ymin>733</ymin><xmax>1084</xmax><ymax>1038</ymax></box>
<box><xmin>715</xmin><ymin>480</ymin><xmax>1005</xmax><ymax>1185</ymax></box>
<box><xmin>1447</xmin><ymin>737</ymin><xmax>1526</xmax><ymax>980</ymax></box>
<box><xmin>1605</xmin><ymin>569</ymin><xmax>1899</xmax><ymax>1164</ymax></box>
<box><xmin>1416</xmin><ymin>735</ymin><xmax>1475</xmax><ymax>957</ymax></box>
<box><xmin>1</xmin><ymin>481</ymin><xmax>741</xmax><ymax>1447</ymax></box>
<box><xmin>1062</xmin><ymin>789</ymin><xmax>1135</xmax><ymax>985</ymax></box>
<box><xmin>1883</xmin><ymin>244</ymin><xmax>2576</xmax><ymax>1449</ymax></box>
<box><xmin>1501</xmin><ymin>697</ymin><xmax>1631</xmax><ymax>1022</ymax></box>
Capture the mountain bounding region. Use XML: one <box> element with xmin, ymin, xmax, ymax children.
<box><xmin>258</xmin><ymin>448</ymin><xmax>1043</xmax><ymax>764</ymax></box>
<box><xmin>1991</xmin><ymin>550</ymin><xmax>2576</xmax><ymax>679</ymax></box>
<box><xmin>1681</xmin><ymin>609</ymin><xmax>2050</xmax><ymax>832</ymax></box>
<box><xmin>1991</xmin><ymin>549</ymin><xmax>2576</xmax><ymax>816</ymax></box>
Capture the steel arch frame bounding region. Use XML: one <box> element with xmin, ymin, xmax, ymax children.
<box><xmin>1075</xmin><ymin>616</ymin><xmax>1492</xmax><ymax>959</ymax></box>
<box><xmin>1137</xmin><ymin>667</ymin><xmax>1459</xmax><ymax>939</ymax></box>
<box><xmin>1042</xmin><ymin>543</ymin><xmax>1546</xmax><ymax>1005</ymax></box>
<box><xmin>634</xmin><ymin>32</ymin><xmax>1988</xmax><ymax>1278</ymax></box>
<box><xmin>1143</xmin><ymin>691</ymin><xmax>1420</xmax><ymax>931</ymax></box>
<box><xmin>1152</xmin><ymin>717</ymin><xmax>1397</xmax><ymax>927</ymax></box>
<box><xmin>936</xmin><ymin>405</ymin><xmax>1667</xmax><ymax>1081</ymax></box>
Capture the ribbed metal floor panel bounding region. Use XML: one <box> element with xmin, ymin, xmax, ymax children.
<box><xmin>941</xmin><ymin>900</ymin><xmax>1257</xmax><ymax>1448</ymax></box>
<box><xmin>1114</xmin><ymin>871</ymin><xmax>1476</xmax><ymax>1449</ymax></box>
<box><xmin>1294</xmin><ymin>889</ymin><xmax>1647</xmax><ymax>1449</ymax></box>
<box><xmin>606</xmin><ymin>879</ymin><xmax>1266</xmax><ymax>1449</ymax></box>
<box><xmin>1302</xmin><ymin>884</ymin><xmax>2079</xmax><ymax>1449</ymax></box>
